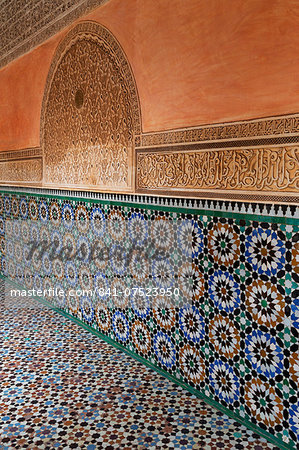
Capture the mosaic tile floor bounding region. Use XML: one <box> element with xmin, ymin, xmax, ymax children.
<box><xmin>0</xmin><ymin>280</ymin><xmax>280</xmax><ymax>450</ymax></box>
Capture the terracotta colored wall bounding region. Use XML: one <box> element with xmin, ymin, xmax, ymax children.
<box><xmin>1</xmin><ymin>0</ymin><xmax>299</xmax><ymax>151</ymax></box>
<box><xmin>0</xmin><ymin>36</ymin><xmax>60</xmax><ymax>151</ymax></box>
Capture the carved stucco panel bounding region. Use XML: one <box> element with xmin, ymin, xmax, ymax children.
<box><xmin>136</xmin><ymin>146</ymin><xmax>299</xmax><ymax>192</ymax></box>
<box><xmin>138</xmin><ymin>115</ymin><xmax>299</xmax><ymax>147</ymax></box>
<box><xmin>41</xmin><ymin>22</ymin><xmax>141</xmax><ymax>192</ymax></box>
<box><xmin>0</xmin><ymin>159</ymin><xmax>42</xmax><ymax>184</ymax></box>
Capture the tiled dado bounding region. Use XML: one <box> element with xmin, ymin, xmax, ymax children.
<box><xmin>0</xmin><ymin>188</ymin><xmax>298</xmax><ymax>449</ymax></box>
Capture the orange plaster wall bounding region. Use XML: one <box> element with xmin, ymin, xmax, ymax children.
<box><xmin>1</xmin><ymin>0</ymin><xmax>299</xmax><ymax>151</ymax></box>
<box><xmin>0</xmin><ymin>35</ymin><xmax>61</xmax><ymax>151</ymax></box>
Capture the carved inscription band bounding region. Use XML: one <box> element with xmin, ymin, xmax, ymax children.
<box><xmin>0</xmin><ymin>159</ymin><xmax>42</xmax><ymax>184</ymax></box>
<box><xmin>136</xmin><ymin>146</ymin><xmax>299</xmax><ymax>195</ymax></box>
<box><xmin>136</xmin><ymin>114</ymin><xmax>299</xmax><ymax>148</ymax></box>
<box><xmin>0</xmin><ymin>148</ymin><xmax>42</xmax><ymax>186</ymax></box>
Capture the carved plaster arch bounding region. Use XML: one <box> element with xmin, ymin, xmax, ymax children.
<box><xmin>41</xmin><ymin>21</ymin><xmax>142</xmax><ymax>191</ymax></box>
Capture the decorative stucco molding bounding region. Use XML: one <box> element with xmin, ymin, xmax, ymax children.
<box><xmin>136</xmin><ymin>144</ymin><xmax>299</xmax><ymax>202</ymax></box>
<box><xmin>0</xmin><ymin>157</ymin><xmax>42</xmax><ymax>185</ymax></box>
<box><xmin>40</xmin><ymin>21</ymin><xmax>141</xmax><ymax>192</ymax></box>
<box><xmin>135</xmin><ymin>114</ymin><xmax>299</xmax><ymax>148</ymax></box>
<box><xmin>0</xmin><ymin>0</ymin><xmax>109</xmax><ymax>69</ymax></box>
<box><xmin>0</xmin><ymin>147</ymin><xmax>42</xmax><ymax>161</ymax></box>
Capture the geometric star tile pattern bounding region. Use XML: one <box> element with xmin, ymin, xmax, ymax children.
<box><xmin>0</xmin><ymin>191</ymin><xmax>297</xmax><ymax>449</ymax></box>
<box><xmin>0</xmin><ymin>279</ymin><xmax>280</xmax><ymax>449</ymax></box>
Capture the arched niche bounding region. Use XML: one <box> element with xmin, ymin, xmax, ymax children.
<box><xmin>41</xmin><ymin>21</ymin><xmax>141</xmax><ymax>191</ymax></box>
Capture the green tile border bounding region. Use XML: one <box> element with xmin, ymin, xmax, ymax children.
<box><xmin>0</xmin><ymin>273</ymin><xmax>292</xmax><ymax>450</ymax></box>
<box><xmin>0</xmin><ymin>188</ymin><xmax>298</xmax><ymax>225</ymax></box>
